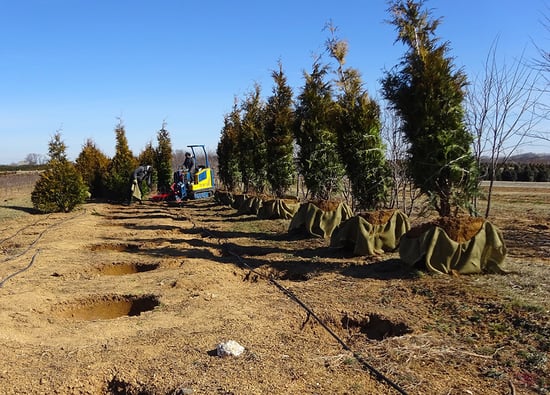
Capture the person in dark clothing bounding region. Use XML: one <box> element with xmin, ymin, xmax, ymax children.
<box><xmin>182</xmin><ymin>152</ymin><xmax>195</xmax><ymax>182</ymax></box>
<box><xmin>130</xmin><ymin>165</ymin><xmax>153</xmax><ymax>203</ymax></box>
<box><xmin>183</xmin><ymin>152</ymin><xmax>195</xmax><ymax>173</ymax></box>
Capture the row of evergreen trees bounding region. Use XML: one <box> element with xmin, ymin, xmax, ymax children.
<box><xmin>31</xmin><ymin>121</ymin><xmax>175</xmax><ymax>213</ymax></box>
<box><xmin>482</xmin><ymin>162</ymin><xmax>550</xmax><ymax>182</ymax></box>
<box><xmin>217</xmin><ymin>26</ymin><xmax>390</xmax><ymax>211</ymax></box>
<box><xmin>217</xmin><ymin>1</ymin><xmax>479</xmax><ymax>217</ymax></box>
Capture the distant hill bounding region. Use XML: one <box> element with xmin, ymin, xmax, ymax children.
<box><xmin>481</xmin><ymin>152</ymin><xmax>550</xmax><ymax>164</ymax></box>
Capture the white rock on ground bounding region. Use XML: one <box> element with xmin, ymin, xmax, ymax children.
<box><xmin>216</xmin><ymin>340</ymin><xmax>245</xmax><ymax>357</ymax></box>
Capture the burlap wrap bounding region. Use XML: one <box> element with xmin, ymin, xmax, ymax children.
<box><xmin>288</xmin><ymin>202</ymin><xmax>353</xmax><ymax>238</ymax></box>
<box><xmin>330</xmin><ymin>210</ymin><xmax>410</xmax><ymax>255</ymax></box>
<box><xmin>399</xmin><ymin>221</ymin><xmax>507</xmax><ymax>274</ymax></box>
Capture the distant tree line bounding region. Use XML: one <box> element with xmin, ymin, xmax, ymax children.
<box><xmin>480</xmin><ymin>162</ymin><xmax>550</xmax><ymax>182</ymax></box>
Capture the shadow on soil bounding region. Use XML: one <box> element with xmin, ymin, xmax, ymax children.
<box><xmin>0</xmin><ymin>205</ymin><xmax>41</xmax><ymax>214</ymax></box>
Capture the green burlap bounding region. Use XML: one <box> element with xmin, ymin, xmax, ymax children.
<box><xmin>237</xmin><ymin>196</ymin><xmax>263</xmax><ymax>215</ymax></box>
<box><xmin>257</xmin><ymin>199</ymin><xmax>300</xmax><ymax>220</ymax></box>
<box><xmin>215</xmin><ymin>191</ymin><xmax>234</xmax><ymax>206</ymax></box>
<box><xmin>330</xmin><ymin>210</ymin><xmax>410</xmax><ymax>256</ymax></box>
<box><xmin>131</xmin><ymin>180</ymin><xmax>141</xmax><ymax>201</ymax></box>
<box><xmin>288</xmin><ymin>202</ymin><xmax>353</xmax><ymax>238</ymax></box>
<box><xmin>399</xmin><ymin>221</ymin><xmax>507</xmax><ymax>274</ymax></box>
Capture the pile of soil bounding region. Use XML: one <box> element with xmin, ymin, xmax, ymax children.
<box><xmin>407</xmin><ymin>215</ymin><xmax>486</xmax><ymax>243</ymax></box>
<box><xmin>359</xmin><ymin>209</ymin><xmax>396</xmax><ymax>225</ymax></box>
<box><xmin>310</xmin><ymin>199</ymin><xmax>344</xmax><ymax>211</ymax></box>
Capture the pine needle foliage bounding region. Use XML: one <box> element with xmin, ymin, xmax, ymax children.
<box><xmin>75</xmin><ymin>139</ymin><xmax>110</xmax><ymax>199</ymax></box>
<box><xmin>217</xmin><ymin>102</ymin><xmax>242</xmax><ymax>192</ymax></box>
<box><xmin>264</xmin><ymin>62</ymin><xmax>295</xmax><ymax>198</ymax></box>
<box><xmin>294</xmin><ymin>59</ymin><xmax>345</xmax><ymax>201</ymax></box>
<box><xmin>382</xmin><ymin>0</ymin><xmax>478</xmax><ymax>216</ymax></box>
<box><xmin>32</xmin><ymin>132</ymin><xmax>88</xmax><ymax>213</ymax></box>
<box><xmin>327</xmin><ymin>25</ymin><xmax>391</xmax><ymax>210</ymax></box>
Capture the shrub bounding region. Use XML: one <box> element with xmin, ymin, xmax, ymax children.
<box><xmin>32</xmin><ymin>159</ymin><xmax>88</xmax><ymax>213</ymax></box>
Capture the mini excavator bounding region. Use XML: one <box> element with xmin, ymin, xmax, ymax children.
<box><xmin>168</xmin><ymin>144</ymin><xmax>215</xmax><ymax>202</ymax></box>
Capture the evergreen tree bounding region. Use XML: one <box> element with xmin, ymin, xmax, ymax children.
<box><xmin>155</xmin><ymin>123</ymin><xmax>173</xmax><ymax>193</ymax></box>
<box><xmin>32</xmin><ymin>132</ymin><xmax>88</xmax><ymax>213</ymax></box>
<box><xmin>48</xmin><ymin>131</ymin><xmax>68</xmax><ymax>162</ymax></box>
<box><xmin>217</xmin><ymin>102</ymin><xmax>242</xmax><ymax>191</ymax></box>
<box><xmin>382</xmin><ymin>0</ymin><xmax>478</xmax><ymax>216</ymax></box>
<box><xmin>327</xmin><ymin>26</ymin><xmax>390</xmax><ymax>210</ymax></box>
<box><xmin>138</xmin><ymin>141</ymin><xmax>156</xmax><ymax>168</ymax></box>
<box><xmin>238</xmin><ymin>84</ymin><xmax>267</xmax><ymax>193</ymax></box>
<box><xmin>75</xmin><ymin>139</ymin><xmax>110</xmax><ymax>199</ymax></box>
<box><xmin>104</xmin><ymin>120</ymin><xmax>137</xmax><ymax>202</ymax></box>
<box><xmin>294</xmin><ymin>58</ymin><xmax>344</xmax><ymax>201</ymax></box>
<box><xmin>264</xmin><ymin>62</ymin><xmax>295</xmax><ymax>198</ymax></box>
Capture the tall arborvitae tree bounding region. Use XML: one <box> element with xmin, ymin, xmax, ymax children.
<box><xmin>294</xmin><ymin>58</ymin><xmax>344</xmax><ymax>201</ymax></box>
<box><xmin>105</xmin><ymin>120</ymin><xmax>137</xmax><ymax>202</ymax></box>
<box><xmin>155</xmin><ymin>122</ymin><xmax>173</xmax><ymax>193</ymax></box>
<box><xmin>75</xmin><ymin>139</ymin><xmax>110</xmax><ymax>199</ymax></box>
<box><xmin>264</xmin><ymin>62</ymin><xmax>296</xmax><ymax>198</ymax></box>
<box><xmin>382</xmin><ymin>0</ymin><xmax>477</xmax><ymax>217</ymax></box>
<box><xmin>217</xmin><ymin>101</ymin><xmax>242</xmax><ymax>191</ymax></box>
<box><xmin>32</xmin><ymin>132</ymin><xmax>88</xmax><ymax>213</ymax></box>
<box><xmin>327</xmin><ymin>26</ymin><xmax>390</xmax><ymax>210</ymax></box>
<box><xmin>239</xmin><ymin>84</ymin><xmax>267</xmax><ymax>193</ymax></box>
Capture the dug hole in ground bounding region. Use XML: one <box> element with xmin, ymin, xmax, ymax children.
<box><xmin>0</xmin><ymin>177</ymin><xmax>549</xmax><ymax>394</ymax></box>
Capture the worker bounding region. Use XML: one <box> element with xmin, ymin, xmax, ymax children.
<box><xmin>130</xmin><ymin>165</ymin><xmax>153</xmax><ymax>203</ymax></box>
<box><xmin>182</xmin><ymin>152</ymin><xmax>195</xmax><ymax>182</ymax></box>
<box><xmin>183</xmin><ymin>152</ymin><xmax>195</xmax><ymax>173</ymax></box>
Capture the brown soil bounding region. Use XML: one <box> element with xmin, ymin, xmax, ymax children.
<box><xmin>359</xmin><ymin>209</ymin><xmax>396</xmax><ymax>225</ymax></box>
<box><xmin>0</xmin><ymin>177</ymin><xmax>549</xmax><ymax>394</ymax></box>
<box><xmin>310</xmin><ymin>199</ymin><xmax>344</xmax><ymax>211</ymax></box>
<box><xmin>407</xmin><ymin>215</ymin><xmax>486</xmax><ymax>243</ymax></box>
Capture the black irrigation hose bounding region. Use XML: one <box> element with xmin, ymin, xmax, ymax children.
<box><xmin>0</xmin><ymin>213</ymin><xmax>53</xmax><ymax>246</ymax></box>
<box><xmin>0</xmin><ymin>249</ymin><xmax>40</xmax><ymax>288</ymax></box>
<box><xmin>179</xmin><ymin>204</ymin><xmax>410</xmax><ymax>395</ymax></box>
<box><xmin>0</xmin><ymin>209</ymin><xmax>87</xmax><ymax>285</ymax></box>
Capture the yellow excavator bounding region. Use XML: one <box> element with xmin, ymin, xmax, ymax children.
<box><xmin>171</xmin><ymin>144</ymin><xmax>215</xmax><ymax>201</ymax></box>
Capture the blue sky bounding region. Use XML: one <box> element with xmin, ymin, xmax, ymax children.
<box><xmin>0</xmin><ymin>0</ymin><xmax>548</xmax><ymax>164</ymax></box>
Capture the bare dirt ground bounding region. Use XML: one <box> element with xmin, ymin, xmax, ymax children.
<box><xmin>0</xmin><ymin>174</ymin><xmax>548</xmax><ymax>395</ymax></box>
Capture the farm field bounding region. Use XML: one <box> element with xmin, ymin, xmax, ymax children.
<box><xmin>0</xmin><ymin>174</ymin><xmax>548</xmax><ymax>394</ymax></box>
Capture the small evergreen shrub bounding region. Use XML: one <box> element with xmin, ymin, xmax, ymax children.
<box><xmin>31</xmin><ymin>159</ymin><xmax>89</xmax><ymax>213</ymax></box>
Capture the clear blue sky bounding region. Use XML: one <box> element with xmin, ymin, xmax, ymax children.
<box><xmin>1</xmin><ymin>0</ymin><xmax>548</xmax><ymax>164</ymax></box>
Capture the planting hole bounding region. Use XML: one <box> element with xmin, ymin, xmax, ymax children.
<box><xmin>341</xmin><ymin>312</ymin><xmax>412</xmax><ymax>340</ymax></box>
<box><xmin>54</xmin><ymin>294</ymin><xmax>159</xmax><ymax>321</ymax></box>
<box><xmin>96</xmin><ymin>262</ymin><xmax>160</xmax><ymax>275</ymax></box>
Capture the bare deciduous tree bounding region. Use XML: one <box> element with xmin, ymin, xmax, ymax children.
<box><xmin>530</xmin><ymin>9</ymin><xmax>550</xmax><ymax>142</ymax></box>
<box><xmin>25</xmin><ymin>153</ymin><xmax>46</xmax><ymax>165</ymax></box>
<box><xmin>380</xmin><ymin>105</ymin><xmax>422</xmax><ymax>217</ymax></box>
<box><xmin>466</xmin><ymin>39</ymin><xmax>544</xmax><ymax>218</ymax></box>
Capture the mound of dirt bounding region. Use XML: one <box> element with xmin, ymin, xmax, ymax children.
<box><xmin>407</xmin><ymin>215</ymin><xmax>486</xmax><ymax>243</ymax></box>
<box><xmin>359</xmin><ymin>209</ymin><xmax>397</xmax><ymax>225</ymax></box>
